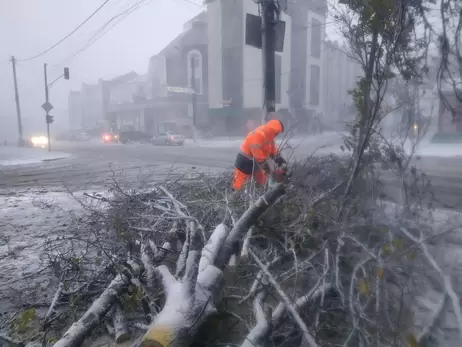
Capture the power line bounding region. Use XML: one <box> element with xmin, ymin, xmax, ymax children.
<box><xmin>18</xmin><ymin>0</ymin><xmax>113</xmax><ymax>62</ymax></box>
<box><xmin>54</xmin><ymin>0</ymin><xmax>151</xmax><ymax>66</ymax></box>
<box><xmin>175</xmin><ymin>0</ymin><xmax>203</xmax><ymax>8</ymax></box>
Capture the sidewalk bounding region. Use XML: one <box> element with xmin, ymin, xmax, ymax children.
<box><xmin>0</xmin><ymin>146</ymin><xmax>70</xmax><ymax>166</ymax></box>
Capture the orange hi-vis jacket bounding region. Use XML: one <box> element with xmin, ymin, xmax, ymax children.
<box><xmin>240</xmin><ymin>119</ymin><xmax>283</xmax><ymax>163</ymax></box>
<box><xmin>232</xmin><ymin>119</ymin><xmax>283</xmax><ymax>190</ymax></box>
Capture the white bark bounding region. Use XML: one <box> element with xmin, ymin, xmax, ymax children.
<box><xmin>44</xmin><ymin>282</ymin><xmax>64</xmax><ymax>324</ymax></box>
<box><xmin>240</xmin><ymin>226</ymin><xmax>254</xmax><ymax>261</ymax></box>
<box><xmin>215</xmin><ymin>183</ymin><xmax>285</xmax><ymax>269</ymax></box>
<box><xmin>400</xmin><ymin>227</ymin><xmax>462</xmax><ymax>340</ymax></box>
<box><xmin>154</xmin><ymin>222</ymin><xmax>179</xmax><ymax>263</ymax></box>
<box><xmin>175</xmin><ymin>222</ymin><xmax>192</xmax><ymax>277</ymax></box>
<box><xmin>112</xmin><ymin>303</ymin><xmax>130</xmax><ymax>343</ymax></box>
<box><xmin>418</xmin><ymin>292</ymin><xmax>448</xmax><ymax>343</ymax></box>
<box><xmin>240</xmin><ymin>255</ymin><xmax>282</xmax><ymax>304</ymax></box>
<box><xmin>141</xmin><ymin>265</ymin><xmax>224</xmax><ymax>347</ymax></box>
<box><xmin>249</xmin><ymin>249</ymin><xmax>319</xmax><ymax>347</ymax></box>
<box><xmin>240</xmin><ymin>291</ymin><xmax>272</xmax><ymax>347</ymax></box>
<box><xmin>198</xmin><ymin>223</ymin><xmax>228</xmax><ymax>273</ymax></box>
<box><xmin>141</xmin><ymin>224</ymin><xmax>225</xmax><ymax>347</ymax></box>
<box><xmin>52</xmin><ymin>274</ymin><xmax>128</xmax><ymax>347</ymax></box>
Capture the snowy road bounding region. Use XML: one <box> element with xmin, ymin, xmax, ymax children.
<box><xmin>1</xmin><ymin>138</ymin><xmax>462</xmax><ymax>209</ymax></box>
<box><xmin>2</xmin><ymin>137</ymin><xmax>462</xmax><ymax>344</ymax></box>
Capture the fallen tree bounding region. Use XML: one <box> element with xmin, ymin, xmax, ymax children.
<box><xmin>1</xmin><ymin>149</ymin><xmax>461</xmax><ymax>347</ymax></box>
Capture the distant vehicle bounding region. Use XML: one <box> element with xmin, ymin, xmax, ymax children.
<box><xmin>69</xmin><ymin>132</ymin><xmax>91</xmax><ymax>141</ymax></box>
<box><xmin>152</xmin><ymin>132</ymin><xmax>185</xmax><ymax>146</ymax></box>
<box><xmin>26</xmin><ymin>135</ymin><xmax>49</xmax><ymax>149</ymax></box>
<box><xmin>118</xmin><ymin>130</ymin><xmax>152</xmax><ymax>144</ymax></box>
<box><xmin>101</xmin><ymin>132</ymin><xmax>119</xmax><ymax>144</ymax></box>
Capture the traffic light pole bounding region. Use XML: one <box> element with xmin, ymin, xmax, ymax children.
<box><xmin>261</xmin><ymin>0</ymin><xmax>277</xmax><ymax>123</ymax></box>
<box><xmin>190</xmin><ymin>55</ymin><xmax>197</xmax><ymax>143</ymax></box>
<box><xmin>44</xmin><ymin>63</ymin><xmax>51</xmax><ymax>152</ymax></box>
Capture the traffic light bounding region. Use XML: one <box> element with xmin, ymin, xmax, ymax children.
<box><xmin>46</xmin><ymin>115</ymin><xmax>54</xmax><ymax>124</ymax></box>
<box><xmin>64</xmin><ymin>67</ymin><xmax>70</xmax><ymax>80</ymax></box>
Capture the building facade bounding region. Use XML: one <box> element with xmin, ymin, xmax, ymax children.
<box><xmin>67</xmin><ymin>81</ymin><xmax>104</xmax><ymax>131</ymax></box>
<box><xmin>207</xmin><ymin>0</ymin><xmax>327</xmax><ymax>135</ymax></box>
<box><xmin>146</xmin><ymin>11</ymin><xmax>208</xmax><ymax>135</ymax></box>
<box><xmin>321</xmin><ymin>40</ymin><xmax>362</xmax><ymax>129</ymax></box>
<box><xmin>68</xmin><ymin>12</ymin><xmax>208</xmax><ymax>138</ymax></box>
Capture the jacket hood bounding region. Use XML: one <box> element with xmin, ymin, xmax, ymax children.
<box><xmin>262</xmin><ymin>119</ymin><xmax>284</xmax><ymax>139</ymax></box>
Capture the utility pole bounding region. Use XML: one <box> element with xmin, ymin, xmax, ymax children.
<box><xmin>44</xmin><ymin>63</ymin><xmax>51</xmax><ymax>152</ymax></box>
<box><xmin>261</xmin><ymin>0</ymin><xmax>278</xmax><ymax>123</ymax></box>
<box><xmin>190</xmin><ymin>55</ymin><xmax>197</xmax><ymax>143</ymax></box>
<box><xmin>11</xmin><ymin>56</ymin><xmax>24</xmax><ymax>146</ymax></box>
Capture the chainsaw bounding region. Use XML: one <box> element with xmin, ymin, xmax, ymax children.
<box><xmin>272</xmin><ymin>163</ymin><xmax>292</xmax><ymax>184</ymax></box>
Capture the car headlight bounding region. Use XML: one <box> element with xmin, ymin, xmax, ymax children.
<box><xmin>31</xmin><ymin>136</ymin><xmax>48</xmax><ymax>145</ymax></box>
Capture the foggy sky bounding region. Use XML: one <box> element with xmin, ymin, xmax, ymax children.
<box><xmin>0</xmin><ymin>0</ymin><xmax>203</xmax><ymax>140</ymax></box>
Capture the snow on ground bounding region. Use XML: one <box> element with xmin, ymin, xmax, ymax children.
<box><xmin>0</xmin><ymin>146</ymin><xmax>70</xmax><ymax>166</ymax></box>
<box><xmin>414</xmin><ymin>141</ymin><xmax>462</xmax><ymax>157</ymax></box>
<box><xmin>0</xmin><ymin>189</ymin><xmax>107</xmax><ymax>311</ymax></box>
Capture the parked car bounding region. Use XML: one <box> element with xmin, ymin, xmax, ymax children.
<box><xmin>118</xmin><ymin>130</ymin><xmax>152</xmax><ymax>144</ymax></box>
<box><xmin>101</xmin><ymin>132</ymin><xmax>119</xmax><ymax>144</ymax></box>
<box><xmin>151</xmin><ymin>132</ymin><xmax>185</xmax><ymax>146</ymax></box>
<box><xmin>70</xmin><ymin>132</ymin><xmax>91</xmax><ymax>141</ymax></box>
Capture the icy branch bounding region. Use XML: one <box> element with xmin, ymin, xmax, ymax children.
<box><xmin>44</xmin><ymin>282</ymin><xmax>64</xmax><ymax>324</ymax></box>
<box><xmin>53</xmin><ymin>274</ymin><xmax>129</xmax><ymax>347</ymax></box>
<box><xmin>198</xmin><ymin>223</ymin><xmax>229</xmax><ymax>273</ymax></box>
<box><xmin>240</xmin><ymin>226</ymin><xmax>254</xmax><ymax>261</ymax></box>
<box><xmin>240</xmin><ymin>291</ymin><xmax>272</xmax><ymax>347</ymax></box>
<box><xmin>400</xmin><ymin>227</ymin><xmax>462</xmax><ymax>339</ymax></box>
<box><xmin>240</xmin><ymin>255</ymin><xmax>283</xmax><ymax>304</ymax></box>
<box><xmin>249</xmin><ymin>249</ymin><xmax>319</xmax><ymax>347</ymax></box>
<box><xmin>112</xmin><ymin>303</ymin><xmax>130</xmax><ymax>343</ymax></box>
<box><xmin>418</xmin><ymin>292</ymin><xmax>448</xmax><ymax>343</ymax></box>
<box><xmin>216</xmin><ymin>183</ymin><xmax>285</xmax><ymax>269</ymax></box>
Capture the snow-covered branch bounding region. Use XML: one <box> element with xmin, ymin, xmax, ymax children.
<box><xmin>400</xmin><ymin>227</ymin><xmax>462</xmax><ymax>339</ymax></box>
<box><xmin>215</xmin><ymin>183</ymin><xmax>285</xmax><ymax>269</ymax></box>
<box><xmin>53</xmin><ymin>274</ymin><xmax>129</xmax><ymax>347</ymax></box>
<box><xmin>249</xmin><ymin>249</ymin><xmax>319</xmax><ymax>347</ymax></box>
<box><xmin>240</xmin><ymin>291</ymin><xmax>272</xmax><ymax>347</ymax></box>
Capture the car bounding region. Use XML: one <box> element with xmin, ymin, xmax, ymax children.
<box><xmin>118</xmin><ymin>130</ymin><xmax>152</xmax><ymax>144</ymax></box>
<box><xmin>69</xmin><ymin>132</ymin><xmax>91</xmax><ymax>141</ymax></box>
<box><xmin>151</xmin><ymin>132</ymin><xmax>185</xmax><ymax>146</ymax></box>
<box><xmin>101</xmin><ymin>132</ymin><xmax>119</xmax><ymax>143</ymax></box>
<box><xmin>26</xmin><ymin>135</ymin><xmax>49</xmax><ymax>149</ymax></box>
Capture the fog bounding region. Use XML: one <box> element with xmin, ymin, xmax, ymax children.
<box><xmin>0</xmin><ymin>0</ymin><xmax>202</xmax><ymax>141</ymax></box>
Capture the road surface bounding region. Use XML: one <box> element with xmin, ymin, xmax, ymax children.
<box><xmin>1</xmin><ymin>139</ymin><xmax>462</xmax><ymax>210</ymax></box>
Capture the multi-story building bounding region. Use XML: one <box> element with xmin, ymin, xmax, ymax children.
<box><xmin>68</xmin><ymin>90</ymin><xmax>83</xmax><ymax>130</ymax></box>
<box><xmin>68</xmin><ymin>81</ymin><xmax>104</xmax><ymax>131</ymax></box>
<box><xmin>286</xmin><ymin>0</ymin><xmax>327</xmax><ymax>132</ymax></box>
<box><xmin>322</xmin><ymin>40</ymin><xmax>362</xmax><ymax>129</ymax></box>
<box><xmin>146</xmin><ymin>11</ymin><xmax>208</xmax><ymax>135</ymax></box>
<box><xmin>207</xmin><ymin>0</ymin><xmax>327</xmax><ymax>135</ymax></box>
<box><xmin>69</xmin><ymin>11</ymin><xmax>208</xmax><ymax>138</ymax></box>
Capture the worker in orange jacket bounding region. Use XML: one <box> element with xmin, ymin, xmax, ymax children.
<box><xmin>232</xmin><ymin>119</ymin><xmax>286</xmax><ymax>190</ymax></box>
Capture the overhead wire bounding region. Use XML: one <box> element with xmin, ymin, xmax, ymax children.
<box><xmin>53</xmin><ymin>0</ymin><xmax>152</xmax><ymax>67</ymax></box>
<box><xmin>18</xmin><ymin>0</ymin><xmax>113</xmax><ymax>62</ymax></box>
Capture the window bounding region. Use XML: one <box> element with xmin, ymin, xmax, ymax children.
<box><xmin>187</xmin><ymin>50</ymin><xmax>203</xmax><ymax>94</ymax></box>
<box><xmin>310</xmin><ymin>65</ymin><xmax>320</xmax><ymax>106</ymax></box>
<box><xmin>311</xmin><ymin>18</ymin><xmax>322</xmax><ymax>59</ymax></box>
<box><xmin>275</xmin><ymin>54</ymin><xmax>282</xmax><ymax>104</ymax></box>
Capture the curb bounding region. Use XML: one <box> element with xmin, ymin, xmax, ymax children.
<box><xmin>41</xmin><ymin>156</ymin><xmax>69</xmax><ymax>162</ymax></box>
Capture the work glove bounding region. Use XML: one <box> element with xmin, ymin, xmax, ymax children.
<box><xmin>260</xmin><ymin>160</ymin><xmax>271</xmax><ymax>174</ymax></box>
<box><xmin>274</xmin><ymin>154</ymin><xmax>286</xmax><ymax>167</ymax></box>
